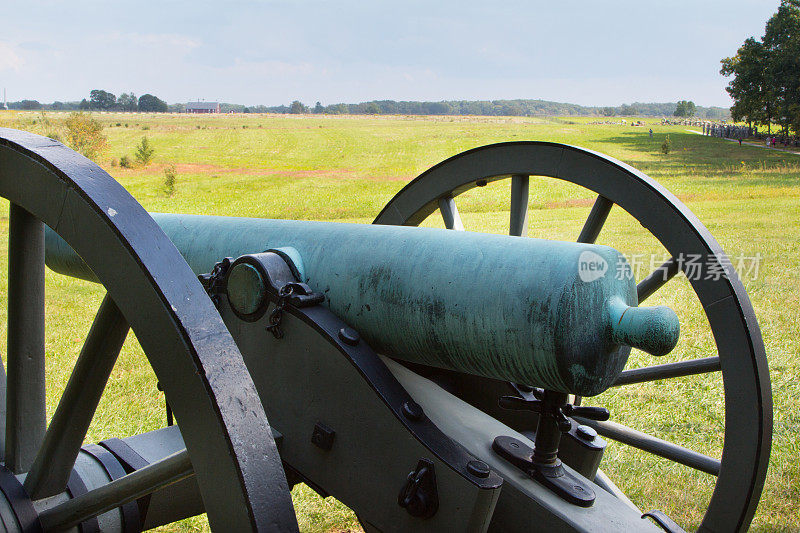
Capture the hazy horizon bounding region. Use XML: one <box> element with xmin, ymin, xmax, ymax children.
<box><xmin>1</xmin><ymin>0</ymin><xmax>782</xmax><ymax>109</ymax></box>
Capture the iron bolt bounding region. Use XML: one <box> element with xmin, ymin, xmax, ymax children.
<box><xmin>466</xmin><ymin>460</ymin><xmax>491</xmax><ymax>478</ymax></box>
<box><xmin>402</xmin><ymin>400</ymin><xmax>424</xmax><ymax>421</ymax></box>
<box><xmin>576</xmin><ymin>425</ymin><xmax>597</xmax><ymax>441</ymax></box>
<box><xmin>338</xmin><ymin>327</ymin><xmax>360</xmax><ymax>346</ymax></box>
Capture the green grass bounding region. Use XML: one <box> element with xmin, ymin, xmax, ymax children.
<box><xmin>1</xmin><ymin>111</ymin><xmax>798</xmax><ymax>531</ymax></box>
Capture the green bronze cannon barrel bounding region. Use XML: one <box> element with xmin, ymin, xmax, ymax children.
<box><xmin>45</xmin><ymin>213</ymin><xmax>679</xmax><ymax>396</ymax></box>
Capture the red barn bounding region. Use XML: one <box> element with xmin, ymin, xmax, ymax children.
<box><xmin>186</xmin><ymin>102</ymin><xmax>220</xmax><ymax>114</ymax></box>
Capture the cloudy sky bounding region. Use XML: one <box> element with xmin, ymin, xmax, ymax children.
<box><xmin>0</xmin><ymin>0</ymin><xmax>781</xmax><ymax>107</ymax></box>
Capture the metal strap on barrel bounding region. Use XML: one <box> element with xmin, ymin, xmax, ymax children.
<box><xmin>0</xmin><ymin>464</ymin><xmax>42</xmax><ymax>533</ymax></box>
<box><xmin>82</xmin><ymin>444</ymin><xmax>142</xmax><ymax>533</ymax></box>
<box><xmin>66</xmin><ymin>469</ymin><xmax>100</xmax><ymax>533</ymax></box>
<box><xmin>98</xmin><ymin>438</ymin><xmax>153</xmax><ymax>528</ymax></box>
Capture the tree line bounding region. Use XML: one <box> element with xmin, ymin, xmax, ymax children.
<box><xmin>6</xmin><ymin>89</ymin><xmax>171</xmax><ymax>112</ymax></box>
<box><xmin>235</xmin><ymin>99</ymin><xmax>728</xmax><ymax>119</ymax></box>
<box><xmin>721</xmin><ymin>0</ymin><xmax>800</xmax><ymax>136</ymax></box>
<box><xmin>6</xmin><ymin>94</ymin><xmax>729</xmax><ymax>119</ymax></box>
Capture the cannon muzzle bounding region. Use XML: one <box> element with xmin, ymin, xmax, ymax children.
<box><xmin>45</xmin><ymin>213</ymin><xmax>678</xmax><ymax>396</ymax></box>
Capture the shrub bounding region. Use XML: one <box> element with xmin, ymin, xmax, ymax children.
<box><xmin>119</xmin><ymin>155</ymin><xmax>132</xmax><ymax>168</ymax></box>
<box><xmin>64</xmin><ymin>112</ymin><xmax>107</xmax><ymax>160</ymax></box>
<box><xmin>661</xmin><ymin>135</ymin><xmax>672</xmax><ymax>155</ymax></box>
<box><xmin>135</xmin><ymin>136</ymin><xmax>155</xmax><ymax>166</ymax></box>
<box><xmin>163</xmin><ymin>165</ymin><xmax>177</xmax><ymax>196</ymax></box>
<box><xmin>142</xmin><ymin>125</ymin><xmax>150</xmax><ymax>130</ymax></box>
<box><xmin>110</xmin><ymin>158</ymin><xmax>118</xmax><ymax>167</ymax></box>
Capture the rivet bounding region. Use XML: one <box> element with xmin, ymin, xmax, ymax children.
<box><xmin>576</xmin><ymin>425</ymin><xmax>597</xmax><ymax>440</ymax></box>
<box><xmin>402</xmin><ymin>400</ymin><xmax>424</xmax><ymax>421</ymax></box>
<box><xmin>338</xmin><ymin>327</ymin><xmax>360</xmax><ymax>346</ymax></box>
<box><xmin>467</xmin><ymin>460</ymin><xmax>491</xmax><ymax>478</ymax></box>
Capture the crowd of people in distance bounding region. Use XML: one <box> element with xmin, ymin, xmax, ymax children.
<box><xmin>702</xmin><ymin>121</ymin><xmax>800</xmax><ymax>149</ymax></box>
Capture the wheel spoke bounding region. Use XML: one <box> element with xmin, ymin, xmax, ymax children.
<box><xmin>24</xmin><ymin>295</ymin><xmax>129</xmax><ymax>499</ymax></box>
<box><xmin>613</xmin><ymin>357</ymin><xmax>721</xmax><ymax>386</ymax></box>
<box><xmin>637</xmin><ymin>257</ymin><xmax>680</xmax><ymax>303</ymax></box>
<box><xmin>5</xmin><ymin>203</ymin><xmax>46</xmax><ymax>473</ymax></box>
<box><xmin>438</xmin><ymin>196</ymin><xmax>464</xmax><ymax>231</ymax></box>
<box><xmin>509</xmin><ymin>174</ymin><xmax>530</xmax><ymax>237</ymax></box>
<box><xmin>574</xmin><ymin>418</ymin><xmax>721</xmax><ymax>476</ymax></box>
<box><xmin>37</xmin><ymin>449</ymin><xmax>192</xmax><ymax>531</ymax></box>
<box><xmin>577</xmin><ymin>195</ymin><xmax>613</xmax><ymax>244</ymax></box>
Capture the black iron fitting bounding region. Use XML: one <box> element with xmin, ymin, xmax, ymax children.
<box><xmin>198</xmin><ymin>257</ymin><xmax>233</xmax><ymax>308</ymax></box>
<box><xmin>266</xmin><ymin>281</ymin><xmax>324</xmax><ymax>339</ymax></box>
<box><xmin>494</xmin><ymin>388</ymin><xmax>609</xmax><ymax>507</ymax></box>
<box><xmin>266</xmin><ymin>284</ymin><xmax>295</xmax><ymax>339</ymax></box>
<box><xmin>397</xmin><ymin>459</ymin><xmax>439</xmax><ymax>519</ymax></box>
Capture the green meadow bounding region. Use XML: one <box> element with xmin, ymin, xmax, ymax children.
<box><xmin>0</xmin><ymin>111</ymin><xmax>798</xmax><ymax>532</ymax></box>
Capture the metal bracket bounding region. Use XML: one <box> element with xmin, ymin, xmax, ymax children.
<box><xmin>0</xmin><ymin>464</ymin><xmax>43</xmax><ymax>533</ymax></box>
<box><xmin>492</xmin><ymin>435</ymin><xmax>595</xmax><ymax>507</ymax></box>
<box><xmin>642</xmin><ymin>510</ymin><xmax>687</xmax><ymax>533</ymax></box>
<box><xmin>397</xmin><ymin>459</ymin><xmax>439</xmax><ymax>519</ymax></box>
<box><xmin>493</xmin><ymin>388</ymin><xmax>611</xmax><ymax>507</ymax></box>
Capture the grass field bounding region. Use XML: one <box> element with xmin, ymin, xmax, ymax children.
<box><xmin>0</xmin><ymin>111</ymin><xmax>798</xmax><ymax>532</ymax></box>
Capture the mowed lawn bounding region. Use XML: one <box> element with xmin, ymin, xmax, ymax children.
<box><xmin>0</xmin><ymin>111</ymin><xmax>798</xmax><ymax>532</ymax></box>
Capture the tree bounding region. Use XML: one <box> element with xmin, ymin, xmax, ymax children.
<box><xmin>763</xmin><ymin>0</ymin><xmax>800</xmax><ymax>135</ymax></box>
<box><xmin>721</xmin><ymin>38</ymin><xmax>773</xmax><ymax>130</ymax></box>
<box><xmin>289</xmin><ymin>100</ymin><xmax>309</xmax><ymax>114</ymax></box>
<box><xmin>313</xmin><ymin>101</ymin><xmax>324</xmax><ymax>114</ymax></box>
<box><xmin>89</xmin><ymin>89</ymin><xmax>116</xmax><ymax>110</ymax></box>
<box><xmin>64</xmin><ymin>112</ymin><xmax>107</xmax><ymax>159</ymax></box>
<box><xmin>674</xmin><ymin>100</ymin><xmax>696</xmax><ymax>117</ymax></box>
<box><xmin>135</xmin><ymin>136</ymin><xmax>155</xmax><ymax>165</ymax></box>
<box><xmin>138</xmin><ymin>94</ymin><xmax>168</xmax><ymax>112</ymax></box>
<box><xmin>661</xmin><ymin>135</ymin><xmax>672</xmax><ymax>155</ymax></box>
<box><xmin>18</xmin><ymin>100</ymin><xmax>42</xmax><ymax>110</ymax></box>
<box><xmin>117</xmin><ymin>92</ymin><xmax>138</xmax><ymax>112</ymax></box>
<box><xmin>721</xmin><ymin>1</ymin><xmax>800</xmax><ymax>135</ymax></box>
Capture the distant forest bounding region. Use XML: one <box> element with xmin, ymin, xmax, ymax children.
<box><xmin>256</xmin><ymin>99</ymin><xmax>731</xmax><ymax>119</ymax></box>
<box><xmin>5</xmin><ymin>96</ymin><xmax>731</xmax><ymax>120</ymax></box>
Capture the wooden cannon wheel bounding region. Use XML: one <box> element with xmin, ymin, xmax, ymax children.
<box><xmin>374</xmin><ymin>141</ymin><xmax>772</xmax><ymax>532</ymax></box>
<box><xmin>0</xmin><ymin>129</ymin><xmax>299</xmax><ymax>532</ymax></box>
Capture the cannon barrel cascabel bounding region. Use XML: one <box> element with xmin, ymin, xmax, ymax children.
<box><xmin>44</xmin><ymin>213</ymin><xmax>679</xmax><ymax>396</ymax></box>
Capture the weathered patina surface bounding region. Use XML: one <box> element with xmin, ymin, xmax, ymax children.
<box><xmin>46</xmin><ymin>213</ymin><xmax>678</xmax><ymax>396</ymax></box>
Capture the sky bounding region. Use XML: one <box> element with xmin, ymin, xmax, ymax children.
<box><xmin>0</xmin><ymin>0</ymin><xmax>783</xmax><ymax>108</ymax></box>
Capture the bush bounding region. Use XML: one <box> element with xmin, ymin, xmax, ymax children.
<box><xmin>64</xmin><ymin>112</ymin><xmax>107</xmax><ymax>160</ymax></box>
<box><xmin>661</xmin><ymin>135</ymin><xmax>672</xmax><ymax>155</ymax></box>
<box><xmin>135</xmin><ymin>137</ymin><xmax>155</xmax><ymax>166</ymax></box>
<box><xmin>142</xmin><ymin>125</ymin><xmax>150</xmax><ymax>130</ymax></box>
<box><xmin>163</xmin><ymin>165</ymin><xmax>177</xmax><ymax>196</ymax></box>
<box><xmin>119</xmin><ymin>155</ymin><xmax>132</xmax><ymax>168</ymax></box>
<box><xmin>110</xmin><ymin>158</ymin><xmax>118</xmax><ymax>167</ymax></box>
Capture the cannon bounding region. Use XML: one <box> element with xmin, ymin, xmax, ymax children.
<box><xmin>0</xmin><ymin>128</ymin><xmax>771</xmax><ymax>532</ymax></box>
